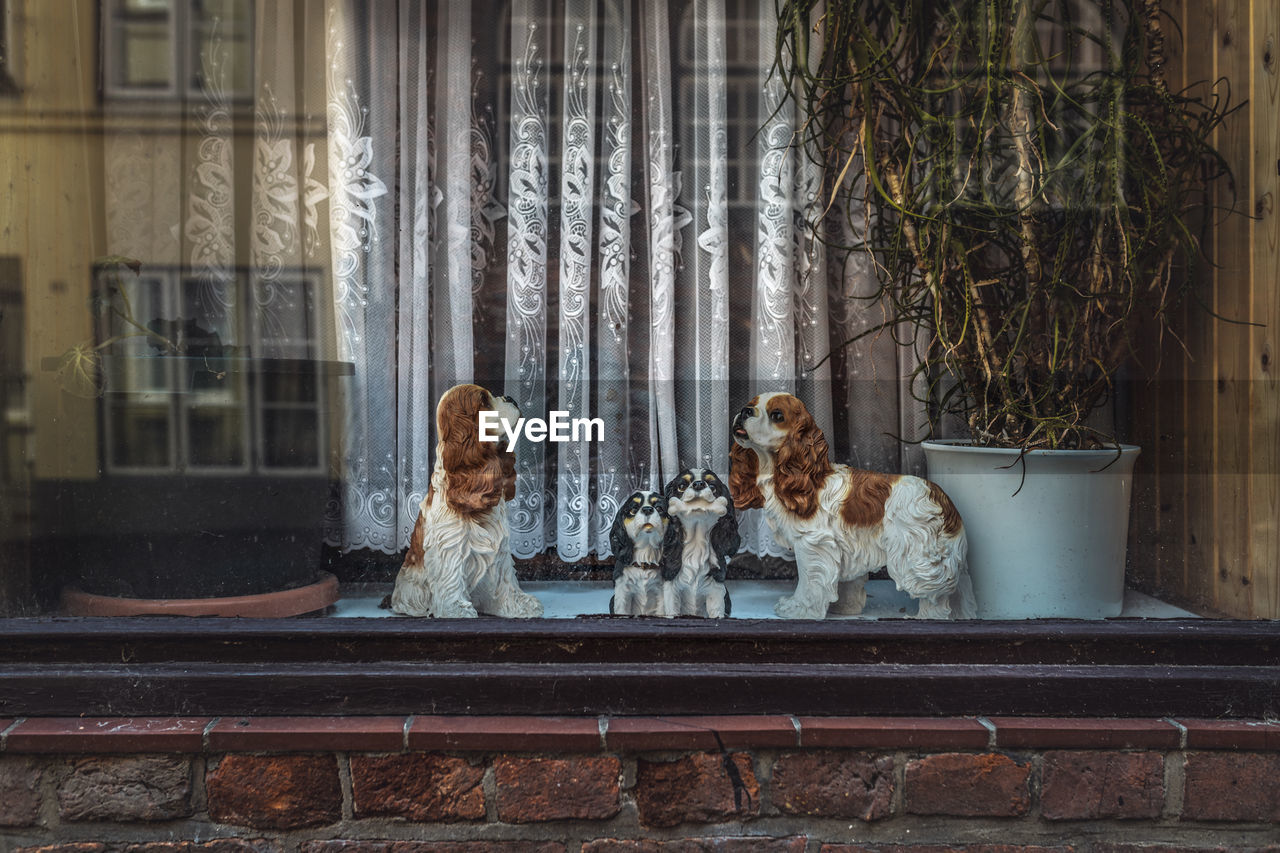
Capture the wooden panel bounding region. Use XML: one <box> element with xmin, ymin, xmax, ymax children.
<box><xmin>1134</xmin><ymin>1</ymin><xmax>1279</xmax><ymax>619</ymax></box>
<box><xmin>1183</xmin><ymin>0</ymin><xmax>1220</xmax><ymax>613</ymax></box>
<box><xmin>1155</xmin><ymin>0</ymin><xmax>1190</xmax><ymax>602</ymax></box>
<box><xmin>1212</xmin><ymin>0</ymin><xmax>1255</xmax><ymax>617</ymax></box>
<box><xmin>1250</xmin><ymin>0</ymin><xmax>1280</xmax><ymax>619</ymax></box>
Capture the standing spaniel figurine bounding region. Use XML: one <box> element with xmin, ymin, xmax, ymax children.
<box><xmin>391</xmin><ymin>384</ymin><xmax>543</xmax><ymax>619</ymax></box>
<box><xmin>731</xmin><ymin>392</ymin><xmax>974</xmax><ymax>620</ymax></box>
<box><xmin>608</xmin><ymin>490</ymin><xmax>675</xmax><ymax>616</ymax></box>
<box><xmin>662</xmin><ymin>468</ymin><xmax>740</xmax><ymax>618</ymax></box>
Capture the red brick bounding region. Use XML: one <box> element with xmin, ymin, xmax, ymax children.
<box><xmin>1177</xmin><ymin>718</ymin><xmax>1280</xmax><ymax>751</ymax></box>
<box><xmin>350</xmin><ymin>753</ymin><xmax>485</xmax><ymax>822</ymax></box>
<box><xmin>990</xmin><ymin>718</ymin><xmax>1179</xmax><ymax>750</ymax></box>
<box><xmin>0</xmin><ymin>755</ymin><xmax>42</xmax><ymax>826</ymax></box>
<box><xmin>583</xmin><ymin>840</ymin><xmax>806</xmax><ymax>853</ymax></box>
<box><xmin>206</xmin><ymin>754</ymin><xmax>341</xmax><ymax>829</ymax></box>
<box><xmin>820</xmin><ymin>847</ymin><xmax>1073</xmax><ymax>853</ymax></box>
<box><xmin>409</xmin><ymin>716</ymin><xmax>601</xmax><ymax>752</ymax></box>
<box><xmin>1092</xmin><ymin>846</ymin><xmax>1280</xmax><ymax>853</ymax></box>
<box><xmin>207</xmin><ymin>716</ymin><xmax>404</xmax><ymax>752</ymax></box>
<box><xmin>635</xmin><ymin>752</ymin><xmax>760</xmax><ymax>827</ymax></box>
<box><xmin>494</xmin><ymin>755</ymin><xmax>621</xmax><ymax>822</ymax></box>
<box><xmin>904</xmin><ymin>753</ymin><xmax>1031</xmax><ymax>817</ymax></box>
<box><xmin>5</xmin><ymin>718</ymin><xmax>210</xmax><ymax>753</ymax></box>
<box><xmin>57</xmin><ymin>756</ymin><xmax>192</xmax><ymax>822</ymax></box>
<box><xmin>299</xmin><ymin>840</ymin><xmax>565</xmax><ymax>845</ymax></box>
<box><xmin>770</xmin><ymin>751</ymin><xmax>893</xmax><ymax>821</ymax></box>
<box><xmin>604</xmin><ymin>717</ymin><xmax>796</xmax><ymax>751</ymax></box>
<box><xmin>797</xmin><ymin>717</ymin><xmax>989</xmax><ymax>750</ymax></box>
<box><xmin>1182</xmin><ymin>751</ymin><xmax>1280</xmax><ymax>821</ymax></box>
<box><xmin>123</xmin><ymin>843</ymin><xmax>282</xmax><ymax>853</ymax></box>
<box><xmin>1040</xmin><ymin>750</ymin><xmax>1164</xmax><ymax>820</ymax></box>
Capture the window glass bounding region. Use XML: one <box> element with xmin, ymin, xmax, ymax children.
<box><xmin>0</xmin><ymin>0</ymin><xmax>1268</xmax><ymax>621</ymax></box>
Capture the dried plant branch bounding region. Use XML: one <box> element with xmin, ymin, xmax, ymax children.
<box><xmin>775</xmin><ymin>0</ymin><xmax>1238</xmax><ymax>449</ymax></box>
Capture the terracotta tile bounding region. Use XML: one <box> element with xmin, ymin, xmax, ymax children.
<box><xmin>1177</xmin><ymin>718</ymin><xmax>1280</xmax><ymax>750</ymax></box>
<box><xmin>207</xmin><ymin>716</ymin><xmax>406</xmax><ymax>752</ymax></box>
<box><xmin>797</xmin><ymin>717</ymin><xmax>989</xmax><ymax>749</ymax></box>
<box><xmin>4</xmin><ymin>717</ymin><xmax>210</xmax><ymax>753</ymax></box>
<box><xmin>667</xmin><ymin>716</ymin><xmax>797</xmax><ymax>748</ymax></box>
<box><xmin>606</xmin><ymin>717</ymin><xmax>728</xmax><ymax>752</ymax></box>
<box><xmin>408</xmin><ymin>716</ymin><xmax>603</xmax><ymax>752</ymax></box>
<box><xmin>601</xmin><ymin>716</ymin><xmax>796</xmax><ymax>751</ymax></box>
<box><xmin>990</xmin><ymin>717</ymin><xmax>1180</xmax><ymax>749</ymax></box>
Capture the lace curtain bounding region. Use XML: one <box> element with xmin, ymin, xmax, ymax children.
<box><xmin>101</xmin><ymin>0</ymin><xmax>926</xmax><ymax>561</ymax></box>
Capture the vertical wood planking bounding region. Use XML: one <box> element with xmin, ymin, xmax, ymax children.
<box><xmin>1182</xmin><ymin>0</ymin><xmax>1220</xmax><ymax>612</ymax></box>
<box><xmin>1212</xmin><ymin>0</ymin><xmax>1256</xmax><ymax>617</ymax></box>
<box><xmin>1250</xmin><ymin>0</ymin><xmax>1280</xmax><ymax>619</ymax></box>
<box><xmin>1151</xmin><ymin>0</ymin><xmax>1190</xmax><ymax>601</ymax></box>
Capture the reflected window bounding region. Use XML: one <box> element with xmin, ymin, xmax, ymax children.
<box><xmin>95</xmin><ymin>267</ymin><xmax>325</xmax><ymax>475</ymax></box>
<box><xmin>103</xmin><ymin>0</ymin><xmax>253</xmax><ymax>99</ymax></box>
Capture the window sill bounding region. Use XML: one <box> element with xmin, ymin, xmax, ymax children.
<box><xmin>332</xmin><ymin>580</ymin><xmax>1200</xmax><ymax>620</ymax></box>
<box><xmin>3</xmin><ymin>714</ymin><xmax>1279</xmax><ymax>754</ymax></box>
<box><xmin>0</xmin><ymin>616</ymin><xmax>1276</xmax><ymax>718</ymax></box>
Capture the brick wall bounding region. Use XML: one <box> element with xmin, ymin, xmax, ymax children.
<box><xmin>2</xmin><ymin>717</ymin><xmax>1279</xmax><ymax>852</ymax></box>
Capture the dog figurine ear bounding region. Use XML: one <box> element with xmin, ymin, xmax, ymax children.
<box><xmin>438</xmin><ymin>384</ymin><xmax>506</xmax><ymax>517</ymax></box>
<box><xmin>773</xmin><ymin>406</ymin><xmax>832</xmax><ymax>519</ymax></box>
<box><xmin>609</xmin><ymin>501</ymin><xmax>635</xmax><ymax>580</ymax></box>
<box><xmin>703</xmin><ymin>472</ymin><xmax>739</xmax><ymax>582</ymax></box>
<box><xmin>662</xmin><ymin>473</ymin><xmax>682</xmax><ymax>500</ymax></box>
<box><xmin>661</xmin><ymin>513</ymin><xmax>684</xmax><ymax>581</ymax></box>
<box><xmin>729</xmin><ymin>442</ymin><xmax>764</xmax><ymax>509</ymax></box>
<box><xmin>710</xmin><ymin>515</ymin><xmax>740</xmax><ymax>584</ymax></box>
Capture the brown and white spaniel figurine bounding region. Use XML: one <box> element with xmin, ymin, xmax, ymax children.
<box><xmin>390</xmin><ymin>383</ymin><xmax>543</xmax><ymax>619</ymax></box>
<box><xmin>730</xmin><ymin>392</ymin><xmax>974</xmax><ymax>620</ymax></box>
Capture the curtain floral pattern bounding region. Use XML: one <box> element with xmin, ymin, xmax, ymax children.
<box><xmin>101</xmin><ymin>0</ymin><xmax>926</xmax><ymax>562</ymax></box>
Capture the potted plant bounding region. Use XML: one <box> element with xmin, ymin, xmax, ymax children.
<box><xmin>774</xmin><ymin>0</ymin><xmax>1235</xmax><ymax>616</ymax></box>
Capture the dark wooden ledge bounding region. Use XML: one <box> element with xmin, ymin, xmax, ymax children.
<box><xmin>0</xmin><ymin>617</ymin><xmax>1276</xmax><ymax>717</ymax></box>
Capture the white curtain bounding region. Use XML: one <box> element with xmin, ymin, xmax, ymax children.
<box><xmin>101</xmin><ymin>0</ymin><xmax>925</xmax><ymax>562</ymax></box>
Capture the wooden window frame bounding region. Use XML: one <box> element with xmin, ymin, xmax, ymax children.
<box><xmin>0</xmin><ymin>0</ymin><xmax>19</xmax><ymax>95</ymax></box>
<box><xmin>0</xmin><ymin>617</ymin><xmax>1276</xmax><ymax>718</ymax></box>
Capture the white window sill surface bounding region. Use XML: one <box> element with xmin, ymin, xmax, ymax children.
<box><xmin>329</xmin><ymin>580</ymin><xmax>1198</xmax><ymax>620</ymax></box>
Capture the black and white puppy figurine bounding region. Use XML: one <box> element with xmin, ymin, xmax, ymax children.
<box><xmin>662</xmin><ymin>468</ymin><xmax>740</xmax><ymax>618</ymax></box>
<box><xmin>609</xmin><ymin>490</ymin><xmax>677</xmax><ymax>616</ymax></box>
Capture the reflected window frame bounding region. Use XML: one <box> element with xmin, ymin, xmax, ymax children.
<box><xmin>0</xmin><ymin>0</ymin><xmax>19</xmax><ymax>95</ymax></box>
<box><xmin>101</xmin><ymin>0</ymin><xmax>254</xmax><ymax>102</ymax></box>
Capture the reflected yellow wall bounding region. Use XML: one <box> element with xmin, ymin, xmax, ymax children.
<box><xmin>0</xmin><ymin>0</ymin><xmax>105</xmax><ymax>480</ymax></box>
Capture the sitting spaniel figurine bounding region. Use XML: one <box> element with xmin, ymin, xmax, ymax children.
<box><xmin>662</xmin><ymin>468</ymin><xmax>740</xmax><ymax>618</ymax></box>
<box><xmin>609</xmin><ymin>490</ymin><xmax>675</xmax><ymax>616</ymax></box>
<box><xmin>390</xmin><ymin>383</ymin><xmax>544</xmax><ymax>619</ymax></box>
<box><xmin>731</xmin><ymin>392</ymin><xmax>975</xmax><ymax>620</ymax></box>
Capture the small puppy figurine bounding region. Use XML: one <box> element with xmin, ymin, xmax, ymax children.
<box><xmin>731</xmin><ymin>392</ymin><xmax>974</xmax><ymax>620</ymax></box>
<box><xmin>391</xmin><ymin>383</ymin><xmax>543</xmax><ymax>619</ymax></box>
<box><xmin>609</xmin><ymin>490</ymin><xmax>675</xmax><ymax>616</ymax></box>
<box><xmin>662</xmin><ymin>468</ymin><xmax>740</xmax><ymax>618</ymax></box>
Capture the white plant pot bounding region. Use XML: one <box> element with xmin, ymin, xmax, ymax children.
<box><xmin>922</xmin><ymin>439</ymin><xmax>1140</xmax><ymax>619</ymax></box>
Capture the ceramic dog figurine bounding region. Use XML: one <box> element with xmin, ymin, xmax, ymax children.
<box><xmin>390</xmin><ymin>383</ymin><xmax>543</xmax><ymax>619</ymax></box>
<box><xmin>661</xmin><ymin>468</ymin><xmax>740</xmax><ymax>618</ymax></box>
<box><xmin>608</xmin><ymin>489</ymin><xmax>675</xmax><ymax>616</ymax></box>
<box><xmin>730</xmin><ymin>392</ymin><xmax>974</xmax><ymax>620</ymax></box>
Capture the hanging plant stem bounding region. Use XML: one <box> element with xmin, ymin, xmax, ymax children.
<box><xmin>776</xmin><ymin>0</ymin><xmax>1238</xmax><ymax>449</ymax></box>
